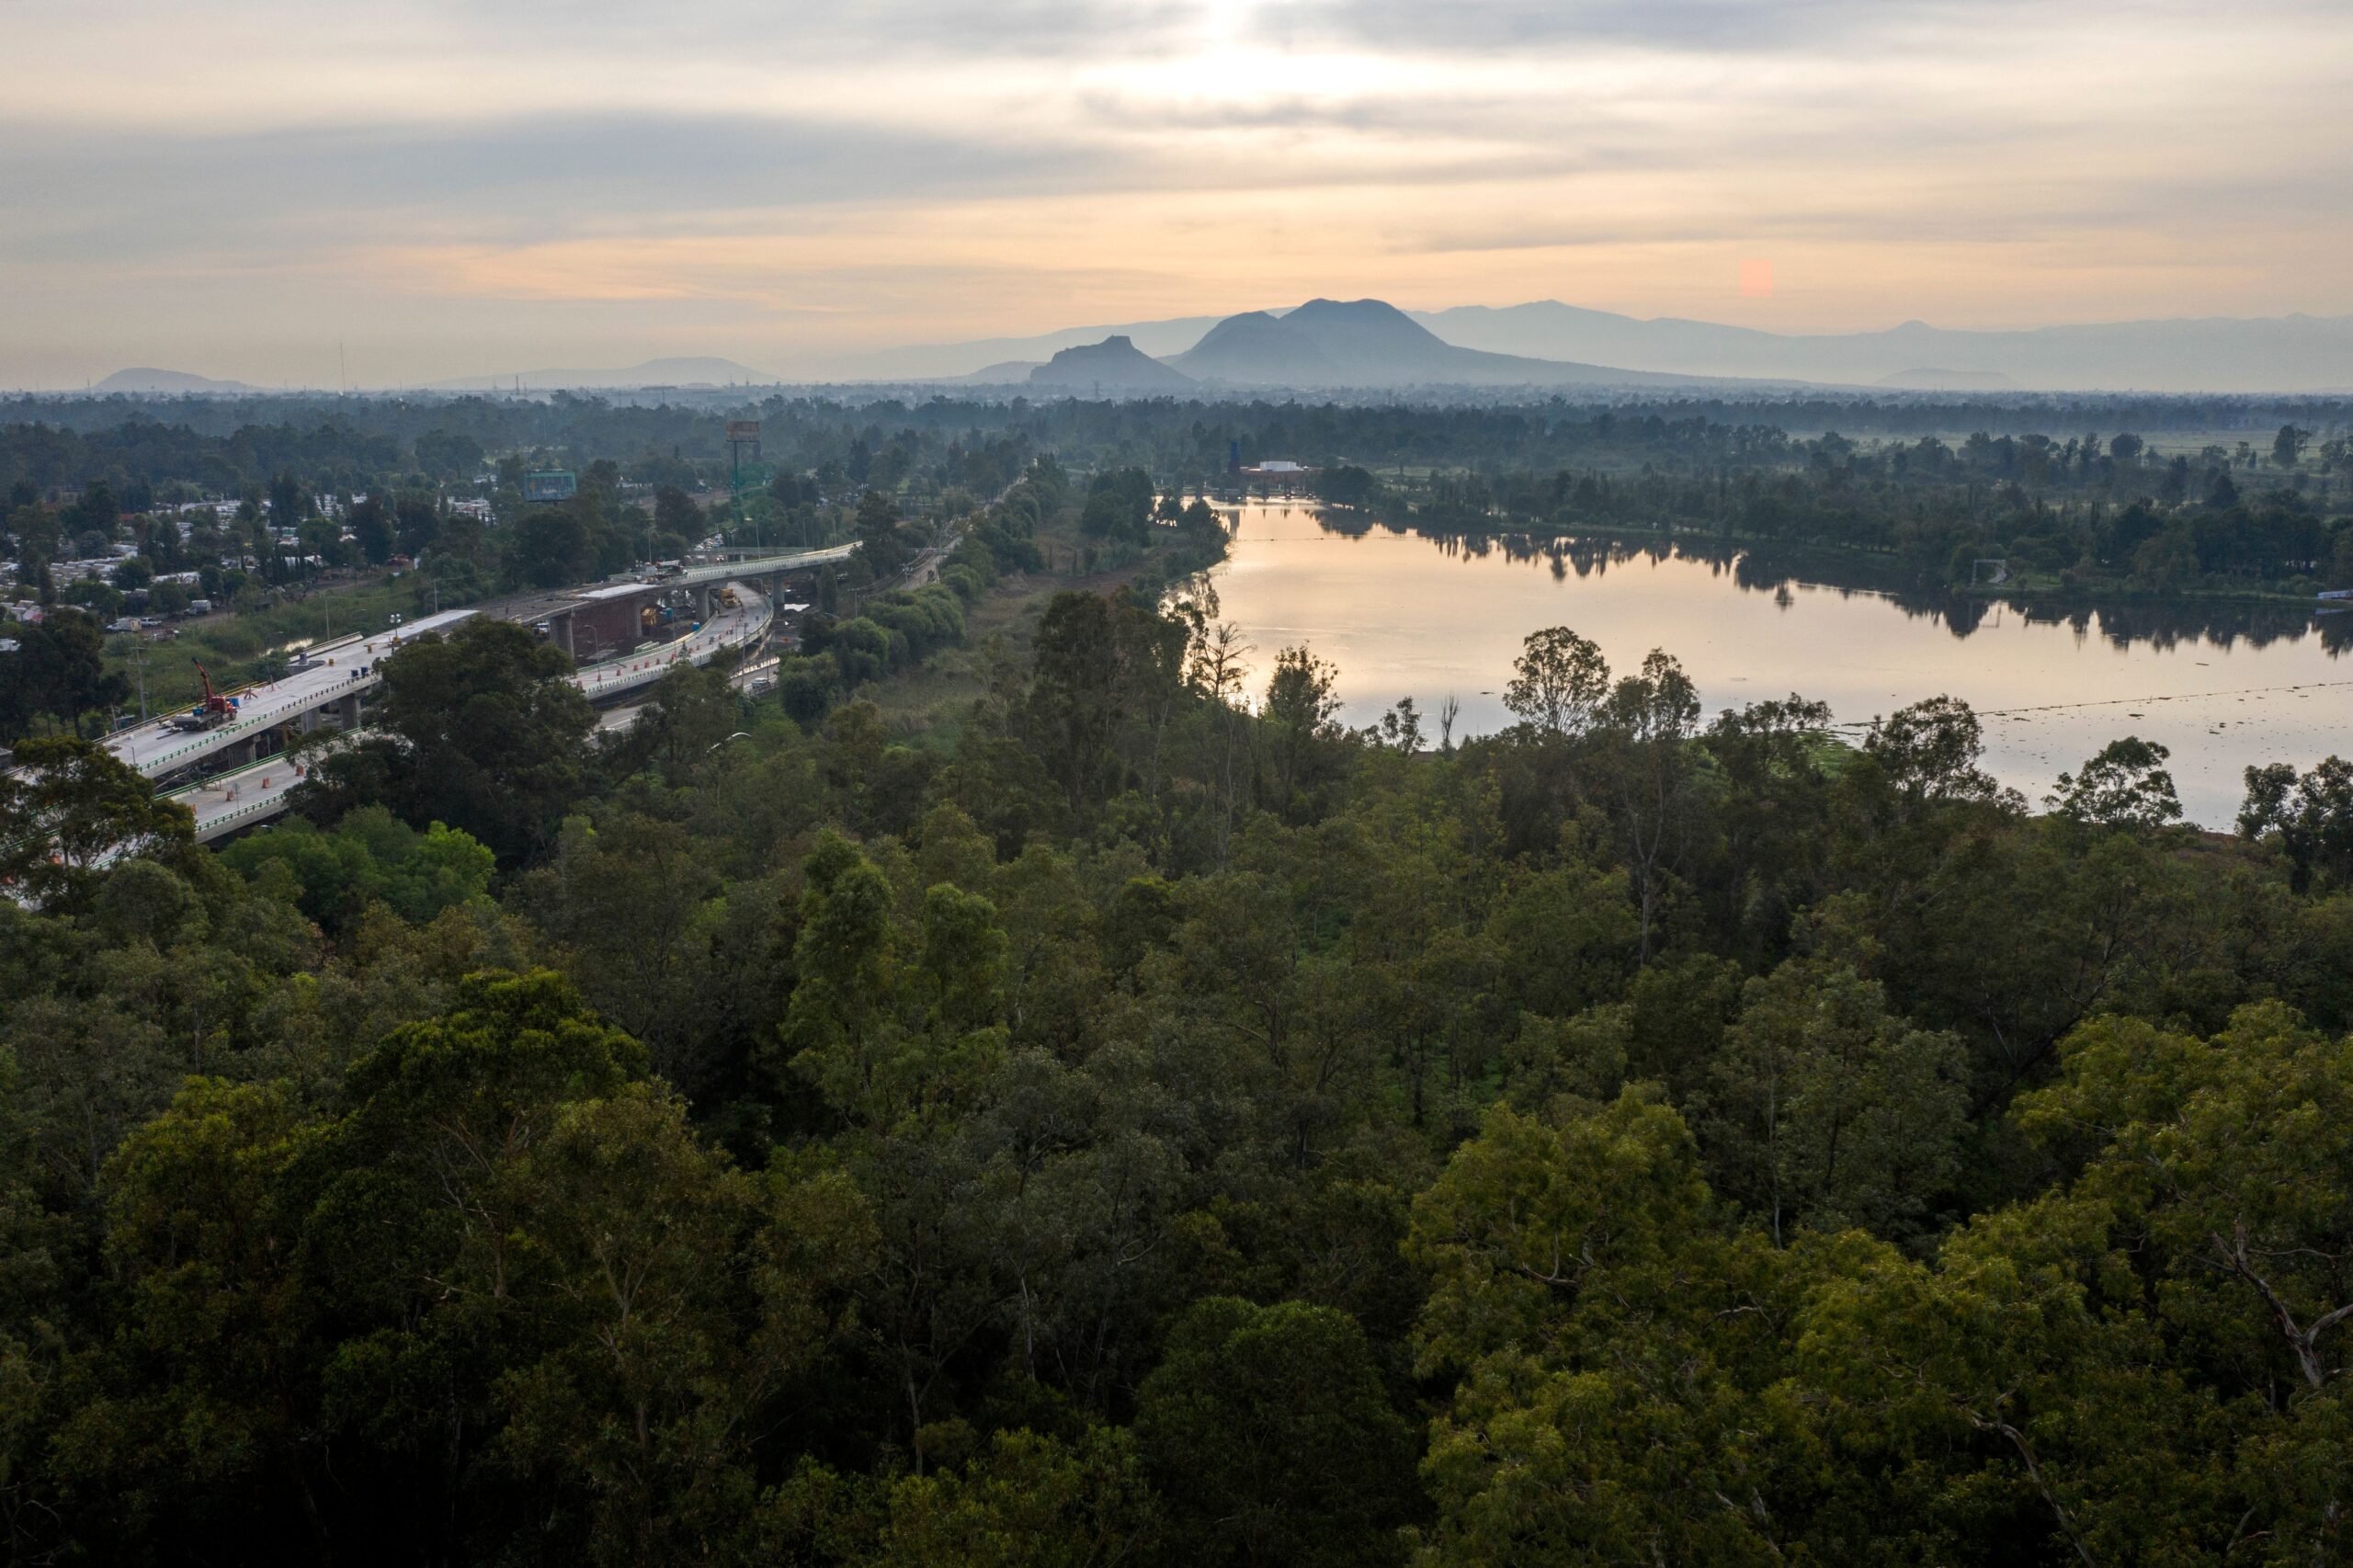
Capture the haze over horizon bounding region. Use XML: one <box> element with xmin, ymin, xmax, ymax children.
<box><xmin>6</xmin><ymin>0</ymin><xmax>2351</xmax><ymax>389</ymax></box>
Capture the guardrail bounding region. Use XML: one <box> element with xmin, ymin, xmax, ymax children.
<box><xmin>160</xmin><ymin>747</ymin><xmax>318</xmax><ymax>802</ymax></box>
<box><xmin>186</xmin><ymin>791</ymin><xmax>301</xmax><ymax>844</ymax></box>
<box><xmin>572</xmin><ymin>589</ymin><xmax>775</xmax><ymax>701</ymax></box>
<box><xmin>122</xmin><ymin>664</ymin><xmax>379</xmax><ymax>777</ymax></box>
<box><xmin>162</xmin><ymin>731</ymin><xmax>364</xmax><ymax>843</ymax></box>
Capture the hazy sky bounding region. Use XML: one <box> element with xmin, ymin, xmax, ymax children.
<box><xmin>6</xmin><ymin>0</ymin><xmax>2350</xmax><ymax>386</ymax></box>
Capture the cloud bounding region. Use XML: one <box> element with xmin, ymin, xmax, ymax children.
<box><xmin>1249</xmin><ymin>0</ymin><xmax>2345</xmax><ymax>57</ymax></box>
<box><xmin>0</xmin><ymin>112</ymin><xmax>1114</xmax><ymax>260</ymax></box>
<box><xmin>1252</xmin><ymin>0</ymin><xmax>1885</xmax><ymax>53</ymax></box>
<box><xmin>413</xmin><ymin>0</ymin><xmax>1204</xmax><ymax>61</ymax></box>
<box><xmin>1</xmin><ymin>0</ymin><xmax>2349</xmax><ymax>382</ymax></box>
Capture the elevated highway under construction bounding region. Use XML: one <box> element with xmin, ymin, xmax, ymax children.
<box><xmin>154</xmin><ymin>580</ymin><xmax>781</xmax><ymax>842</ymax></box>
<box><xmin>45</xmin><ymin>541</ymin><xmax>853</xmax><ymax>846</ymax></box>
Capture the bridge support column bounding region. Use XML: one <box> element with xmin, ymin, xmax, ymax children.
<box><xmin>338</xmin><ymin>692</ymin><xmax>363</xmax><ymax>730</ymax></box>
<box><xmin>554</xmin><ymin>611</ymin><xmax>574</xmax><ymax>658</ymax></box>
<box><xmin>697</xmin><ymin>585</ymin><xmax>712</xmax><ymax>619</ymax></box>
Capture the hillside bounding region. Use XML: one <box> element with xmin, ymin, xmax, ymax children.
<box><xmin>1028</xmin><ymin>335</ymin><xmax>1197</xmax><ymax>392</ymax></box>
<box><xmin>1417</xmin><ymin>301</ymin><xmax>2353</xmax><ymax>392</ymax></box>
<box><xmin>1169</xmin><ymin>298</ymin><xmax>1694</xmax><ymax>389</ymax></box>
<box><xmin>90</xmin><ymin>368</ymin><xmax>258</xmax><ymax>394</ymax></box>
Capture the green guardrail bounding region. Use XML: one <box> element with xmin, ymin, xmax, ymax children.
<box><xmin>573</xmin><ymin>599</ymin><xmax>774</xmax><ymax>699</ymax></box>
<box><xmin>124</xmin><ymin>667</ymin><xmax>381</xmax><ymax>776</ymax></box>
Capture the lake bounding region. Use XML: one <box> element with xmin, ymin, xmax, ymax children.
<box><xmin>1203</xmin><ymin>501</ymin><xmax>2351</xmax><ymax>827</ymax></box>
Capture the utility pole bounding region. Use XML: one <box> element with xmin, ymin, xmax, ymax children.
<box><xmin>129</xmin><ymin>638</ymin><xmax>149</xmax><ymax>722</ymax></box>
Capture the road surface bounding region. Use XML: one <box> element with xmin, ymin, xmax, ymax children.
<box><xmin>569</xmin><ymin>582</ymin><xmax>772</xmax><ymax>702</ymax></box>
<box><xmin>105</xmin><ymin>607</ymin><xmax>477</xmax><ymax>779</ymax></box>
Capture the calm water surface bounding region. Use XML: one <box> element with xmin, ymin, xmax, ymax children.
<box><xmin>1204</xmin><ymin>502</ymin><xmax>2351</xmax><ymax>826</ymax></box>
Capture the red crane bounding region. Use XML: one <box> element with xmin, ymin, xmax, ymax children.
<box><xmin>171</xmin><ymin>661</ymin><xmax>238</xmax><ymax>731</ymax></box>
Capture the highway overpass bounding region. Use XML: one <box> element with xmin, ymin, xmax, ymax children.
<box><xmin>106</xmin><ymin>607</ymin><xmax>480</xmax><ymax>781</ymax></box>
<box><xmin>101</xmin><ymin>548</ymin><xmax>854</xmax><ymax>787</ymax></box>
<box><xmin>155</xmin><ymin>581</ymin><xmax>776</xmax><ymax>844</ymax></box>
<box><xmin>570</xmin><ymin>581</ymin><xmax>774</xmax><ymax>702</ymax></box>
<box><xmin>502</xmin><ymin>542</ymin><xmax>850</xmax><ymax>661</ymax></box>
<box><xmin>17</xmin><ymin>543</ymin><xmax>858</xmax><ymax>857</ymax></box>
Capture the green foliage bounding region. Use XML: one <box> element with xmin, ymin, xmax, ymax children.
<box><xmin>2238</xmin><ymin>755</ymin><xmax>2353</xmax><ymax>892</ymax></box>
<box><xmin>1503</xmin><ymin>625</ymin><xmax>1609</xmax><ymax>737</ymax></box>
<box><xmin>864</xmin><ymin>1428</ymin><xmax>1160</xmax><ymax>1568</ymax></box>
<box><xmin>0</xmin><ymin>735</ymin><xmax>193</xmax><ymax>911</ymax></box>
<box><xmin>508</xmin><ymin>505</ymin><xmax>596</xmax><ymax>588</ymax></box>
<box><xmin>304</xmin><ymin>616</ymin><xmax>595</xmax><ymax>864</ymax></box>
<box><xmin>8</xmin><ymin>513</ymin><xmax>2353</xmax><ymax>1562</ymax></box>
<box><xmin>2049</xmin><ymin>734</ymin><xmax>2184</xmax><ymax>828</ymax></box>
<box><xmin>219</xmin><ymin>805</ymin><xmax>494</xmax><ymax>932</ymax></box>
<box><xmin>0</xmin><ymin>608</ymin><xmax>129</xmax><ymax>741</ymax></box>
<box><xmin>1698</xmin><ymin>959</ymin><xmax>1970</xmax><ymax>1244</ymax></box>
<box><xmin>1135</xmin><ymin>1296</ymin><xmax>1418</xmax><ymax>1567</ymax></box>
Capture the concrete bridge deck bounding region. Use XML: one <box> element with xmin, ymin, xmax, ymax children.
<box><xmin>105</xmin><ymin>606</ymin><xmax>479</xmax><ymax>780</ymax></box>
<box><xmin>154</xmin><ymin>580</ymin><xmax>775</xmax><ymax>843</ymax></box>
<box><xmin>569</xmin><ymin>582</ymin><xmax>772</xmax><ymax>702</ymax></box>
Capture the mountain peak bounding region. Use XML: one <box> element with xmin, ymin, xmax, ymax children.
<box><xmin>1029</xmin><ymin>335</ymin><xmax>1195</xmax><ymax>391</ymax></box>
<box><xmin>1169</xmin><ymin>297</ymin><xmax>1680</xmax><ymax>389</ymax></box>
<box><xmin>92</xmin><ymin>367</ymin><xmax>256</xmax><ymax>394</ymax></box>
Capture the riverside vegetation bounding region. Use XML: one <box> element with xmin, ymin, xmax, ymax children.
<box><xmin>3</xmin><ymin>452</ymin><xmax>2353</xmax><ymax>1564</ymax></box>
<box><xmin>5</xmin><ymin>392</ymin><xmax>2348</xmax><ymax>714</ymax></box>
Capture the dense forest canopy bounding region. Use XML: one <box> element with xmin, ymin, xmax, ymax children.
<box><xmin>5</xmin><ymin>449</ymin><xmax>2353</xmax><ymax>1562</ymax></box>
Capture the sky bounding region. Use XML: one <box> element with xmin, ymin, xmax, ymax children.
<box><xmin>4</xmin><ymin>0</ymin><xmax>2351</xmax><ymax>387</ymax></box>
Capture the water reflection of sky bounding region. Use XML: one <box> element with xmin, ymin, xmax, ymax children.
<box><xmin>1205</xmin><ymin>503</ymin><xmax>2350</xmax><ymax>828</ymax></box>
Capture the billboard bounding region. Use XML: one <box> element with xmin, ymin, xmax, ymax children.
<box><xmin>725</xmin><ymin>421</ymin><xmax>761</xmax><ymax>440</ymax></box>
<box><xmin>523</xmin><ymin>470</ymin><xmax>577</xmax><ymax>503</ymax></box>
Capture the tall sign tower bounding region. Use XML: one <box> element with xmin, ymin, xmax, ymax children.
<box><xmin>725</xmin><ymin>420</ymin><xmax>763</xmax><ymax>547</ymax></box>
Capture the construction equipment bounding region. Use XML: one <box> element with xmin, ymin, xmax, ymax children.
<box><xmin>168</xmin><ymin>660</ymin><xmax>239</xmax><ymax>732</ymax></box>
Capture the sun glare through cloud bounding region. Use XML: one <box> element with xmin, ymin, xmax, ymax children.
<box><xmin>0</xmin><ymin>0</ymin><xmax>2347</xmax><ymax>383</ymax></box>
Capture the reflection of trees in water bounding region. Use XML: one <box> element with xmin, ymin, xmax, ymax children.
<box><xmin>1336</xmin><ymin>514</ymin><xmax>2344</xmax><ymax>658</ymax></box>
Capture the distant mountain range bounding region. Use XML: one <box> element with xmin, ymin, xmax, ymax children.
<box><xmin>949</xmin><ymin>300</ymin><xmax>1704</xmax><ymax>392</ymax></box>
<box><xmin>79</xmin><ymin>358</ymin><xmax>781</xmax><ymax>396</ymax></box>
<box><xmin>847</xmin><ymin>301</ymin><xmax>2353</xmax><ymax>393</ymax></box>
<box><xmin>91</xmin><ymin>368</ymin><xmax>258</xmax><ymax>395</ymax></box>
<box><xmin>80</xmin><ymin>301</ymin><xmax>2353</xmax><ymax>399</ymax></box>
<box><xmin>1021</xmin><ymin>335</ymin><xmax>1194</xmax><ymax>391</ymax></box>
<box><xmin>1415</xmin><ymin>303</ymin><xmax>2353</xmax><ymax>394</ymax></box>
<box><xmin>839</xmin><ymin>318</ymin><xmax>1229</xmax><ymax>382</ymax></box>
<box><xmin>1165</xmin><ymin>298</ymin><xmax>1694</xmax><ymax>389</ymax></box>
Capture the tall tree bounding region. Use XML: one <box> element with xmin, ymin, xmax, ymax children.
<box><xmin>1135</xmin><ymin>1296</ymin><xmax>1418</xmax><ymax>1567</ymax></box>
<box><xmin>0</xmin><ymin>737</ymin><xmax>192</xmax><ymax>911</ymax></box>
<box><xmin>305</xmin><ymin>618</ymin><xmax>593</xmax><ymax>864</ymax></box>
<box><xmin>1503</xmin><ymin>626</ymin><xmax>1610</xmax><ymax>738</ymax></box>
